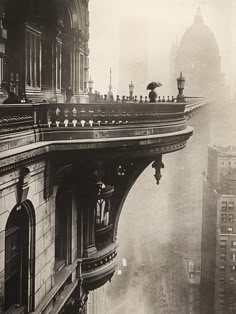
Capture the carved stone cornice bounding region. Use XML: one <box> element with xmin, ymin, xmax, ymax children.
<box><xmin>0</xmin><ymin>153</ymin><xmax>45</xmax><ymax>176</ymax></box>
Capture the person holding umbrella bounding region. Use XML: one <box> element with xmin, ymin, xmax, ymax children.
<box><xmin>147</xmin><ymin>82</ymin><xmax>162</xmax><ymax>103</ymax></box>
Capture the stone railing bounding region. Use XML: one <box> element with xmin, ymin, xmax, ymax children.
<box><xmin>185</xmin><ymin>96</ymin><xmax>208</xmax><ymax>112</ymax></box>
<box><xmin>39</xmin><ymin>102</ymin><xmax>186</xmax><ymax>128</ymax></box>
<box><xmin>0</xmin><ymin>100</ymin><xmax>193</xmax><ymax>152</ymax></box>
<box><xmin>0</xmin><ymin>104</ymin><xmax>34</xmax><ymax>134</ymax></box>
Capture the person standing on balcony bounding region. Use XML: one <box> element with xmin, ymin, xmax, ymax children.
<box><xmin>66</xmin><ymin>86</ymin><xmax>73</xmax><ymax>103</ymax></box>
<box><xmin>147</xmin><ymin>82</ymin><xmax>162</xmax><ymax>103</ymax></box>
<box><xmin>2</xmin><ymin>91</ymin><xmax>19</xmax><ymax>104</ymax></box>
<box><xmin>148</xmin><ymin>89</ymin><xmax>157</xmax><ymax>103</ymax></box>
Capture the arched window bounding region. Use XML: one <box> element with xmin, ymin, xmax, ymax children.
<box><xmin>95</xmin><ymin>183</ymin><xmax>114</xmax><ymax>230</ymax></box>
<box><xmin>96</xmin><ymin>197</ymin><xmax>110</xmax><ymax>227</ymax></box>
<box><xmin>5</xmin><ymin>201</ymin><xmax>35</xmax><ymax>312</ymax></box>
<box><xmin>94</xmin><ymin>182</ymin><xmax>114</xmax><ymax>249</ymax></box>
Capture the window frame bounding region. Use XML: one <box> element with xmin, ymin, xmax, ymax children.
<box><xmin>25</xmin><ymin>24</ymin><xmax>42</xmax><ymax>90</ymax></box>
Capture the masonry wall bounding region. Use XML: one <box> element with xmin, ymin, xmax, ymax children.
<box><xmin>0</xmin><ymin>159</ymin><xmax>56</xmax><ymax>311</ymax></box>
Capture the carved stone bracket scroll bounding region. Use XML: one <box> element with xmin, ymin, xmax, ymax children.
<box><xmin>16</xmin><ymin>167</ymin><xmax>31</xmax><ymax>203</ymax></box>
<box><xmin>152</xmin><ymin>156</ymin><xmax>165</xmax><ymax>185</ymax></box>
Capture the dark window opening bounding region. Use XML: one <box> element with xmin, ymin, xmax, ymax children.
<box><xmin>25</xmin><ymin>26</ymin><xmax>41</xmax><ymax>89</ymax></box>
<box><xmin>5</xmin><ymin>205</ymin><xmax>30</xmax><ymax>312</ymax></box>
<box><xmin>55</xmin><ymin>188</ymin><xmax>72</xmax><ymax>272</ymax></box>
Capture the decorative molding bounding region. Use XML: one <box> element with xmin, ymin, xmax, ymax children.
<box><xmin>0</xmin><ymin>154</ymin><xmax>45</xmax><ymax>175</ymax></box>
<box><xmin>44</xmin><ymin>159</ymin><xmax>54</xmax><ymax>199</ymax></box>
<box><xmin>152</xmin><ymin>157</ymin><xmax>165</xmax><ymax>185</ymax></box>
<box><xmin>16</xmin><ymin>167</ymin><xmax>31</xmax><ymax>203</ymax></box>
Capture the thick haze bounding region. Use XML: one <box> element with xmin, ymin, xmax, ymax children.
<box><xmin>89</xmin><ymin>0</ymin><xmax>236</xmax><ymax>97</ymax></box>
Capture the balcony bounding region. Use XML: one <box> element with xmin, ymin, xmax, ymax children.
<box><xmin>81</xmin><ymin>244</ymin><xmax>118</xmax><ymax>291</ymax></box>
<box><xmin>0</xmin><ymin>100</ymin><xmax>192</xmax><ymax>152</ymax></box>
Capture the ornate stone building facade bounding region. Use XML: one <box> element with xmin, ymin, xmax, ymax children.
<box><xmin>0</xmin><ymin>0</ymin><xmax>89</xmax><ymax>103</ymax></box>
<box><xmin>0</xmin><ymin>2</ymin><xmax>199</xmax><ymax>314</ymax></box>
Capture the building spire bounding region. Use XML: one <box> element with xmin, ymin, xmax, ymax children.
<box><xmin>197</xmin><ymin>6</ymin><xmax>201</xmax><ymax>17</ymax></box>
<box><xmin>108</xmin><ymin>67</ymin><xmax>113</xmax><ymax>100</ymax></box>
<box><xmin>194</xmin><ymin>6</ymin><xmax>204</xmax><ymax>24</ymax></box>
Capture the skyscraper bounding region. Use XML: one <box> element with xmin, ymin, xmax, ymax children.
<box><xmin>201</xmin><ymin>145</ymin><xmax>236</xmax><ymax>314</ymax></box>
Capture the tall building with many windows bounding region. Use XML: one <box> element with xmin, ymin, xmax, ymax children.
<box><xmin>201</xmin><ymin>145</ymin><xmax>236</xmax><ymax>314</ymax></box>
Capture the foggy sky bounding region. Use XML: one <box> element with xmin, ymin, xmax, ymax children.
<box><xmin>89</xmin><ymin>0</ymin><xmax>236</xmax><ymax>97</ymax></box>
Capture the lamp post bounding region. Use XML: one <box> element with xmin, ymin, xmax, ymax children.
<box><xmin>176</xmin><ymin>72</ymin><xmax>185</xmax><ymax>102</ymax></box>
<box><xmin>88</xmin><ymin>77</ymin><xmax>94</xmax><ymax>95</ymax></box>
<box><xmin>129</xmin><ymin>81</ymin><xmax>134</xmax><ymax>101</ymax></box>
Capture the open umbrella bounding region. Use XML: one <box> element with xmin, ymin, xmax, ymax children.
<box><xmin>146</xmin><ymin>82</ymin><xmax>162</xmax><ymax>90</ymax></box>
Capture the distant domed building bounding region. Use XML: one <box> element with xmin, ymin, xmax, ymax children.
<box><xmin>171</xmin><ymin>8</ymin><xmax>225</xmax><ymax>97</ymax></box>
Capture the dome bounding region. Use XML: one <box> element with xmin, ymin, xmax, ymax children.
<box><xmin>174</xmin><ymin>8</ymin><xmax>224</xmax><ymax>96</ymax></box>
<box><xmin>177</xmin><ymin>9</ymin><xmax>219</xmax><ymax>60</ymax></box>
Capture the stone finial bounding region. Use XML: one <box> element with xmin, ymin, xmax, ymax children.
<box><xmin>152</xmin><ymin>158</ymin><xmax>165</xmax><ymax>185</ymax></box>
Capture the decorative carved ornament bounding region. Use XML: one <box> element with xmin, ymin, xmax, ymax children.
<box><xmin>16</xmin><ymin>167</ymin><xmax>31</xmax><ymax>203</ymax></box>
<box><xmin>152</xmin><ymin>157</ymin><xmax>165</xmax><ymax>185</ymax></box>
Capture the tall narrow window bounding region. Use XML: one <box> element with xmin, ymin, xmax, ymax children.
<box><xmin>0</xmin><ymin>48</ymin><xmax>4</xmax><ymax>89</ymax></box>
<box><xmin>229</xmin><ymin>202</ymin><xmax>234</xmax><ymax>211</ymax></box>
<box><xmin>221</xmin><ymin>202</ymin><xmax>227</xmax><ymax>211</ymax></box>
<box><xmin>56</xmin><ymin>40</ymin><xmax>62</xmax><ymax>91</ymax></box>
<box><xmin>80</xmin><ymin>54</ymin><xmax>84</xmax><ymax>91</ymax></box>
<box><xmin>232</xmin><ymin>253</ymin><xmax>236</xmax><ymax>261</ymax></box>
<box><xmin>96</xmin><ymin>198</ymin><xmax>110</xmax><ymax>227</ymax></box>
<box><xmin>95</xmin><ymin>183</ymin><xmax>114</xmax><ymax>229</ymax></box>
<box><xmin>25</xmin><ymin>25</ymin><xmax>41</xmax><ymax>89</ymax></box>
<box><xmin>55</xmin><ymin>187</ymin><xmax>72</xmax><ymax>271</ymax></box>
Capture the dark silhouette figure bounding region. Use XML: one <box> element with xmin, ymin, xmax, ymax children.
<box><xmin>66</xmin><ymin>86</ymin><xmax>73</xmax><ymax>103</ymax></box>
<box><xmin>149</xmin><ymin>90</ymin><xmax>157</xmax><ymax>103</ymax></box>
<box><xmin>146</xmin><ymin>81</ymin><xmax>162</xmax><ymax>103</ymax></box>
<box><xmin>3</xmin><ymin>91</ymin><xmax>20</xmax><ymax>104</ymax></box>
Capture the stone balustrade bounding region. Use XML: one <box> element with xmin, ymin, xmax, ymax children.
<box><xmin>43</xmin><ymin>102</ymin><xmax>186</xmax><ymax>129</ymax></box>
<box><xmin>0</xmin><ymin>98</ymin><xmax>207</xmax><ymax>154</ymax></box>
<box><xmin>90</xmin><ymin>93</ymin><xmax>177</xmax><ymax>103</ymax></box>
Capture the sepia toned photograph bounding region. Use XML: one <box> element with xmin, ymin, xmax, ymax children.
<box><xmin>0</xmin><ymin>0</ymin><xmax>235</xmax><ymax>313</ymax></box>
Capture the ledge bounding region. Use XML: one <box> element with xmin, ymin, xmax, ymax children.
<box><xmin>0</xmin><ymin>126</ymin><xmax>193</xmax><ymax>174</ymax></box>
<box><xmin>31</xmin><ymin>259</ymin><xmax>80</xmax><ymax>314</ymax></box>
<box><xmin>49</xmin><ymin>280</ymin><xmax>79</xmax><ymax>314</ymax></box>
